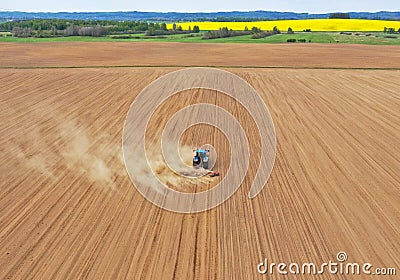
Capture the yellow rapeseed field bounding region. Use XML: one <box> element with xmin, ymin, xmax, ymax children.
<box><xmin>167</xmin><ymin>19</ymin><xmax>400</xmax><ymax>32</ymax></box>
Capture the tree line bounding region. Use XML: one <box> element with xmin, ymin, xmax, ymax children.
<box><xmin>0</xmin><ymin>19</ymin><xmax>149</xmax><ymax>32</ymax></box>
<box><xmin>145</xmin><ymin>23</ymin><xmax>200</xmax><ymax>36</ymax></box>
<box><xmin>251</xmin><ymin>26</ymin><xmax>281</xmax><ymax>39</ymax></box>
<box><xmin>202</xmin><ymin>27</ymin><xmax>251</xmax><ymax>39</ymax></box>
<box><xmin>202</xmin><ymin>26</ymin><xmax>283</xmax><ymax>40</ymax></box>
<box><xmin>0</xmin><ymin>19</ymin><xmax>200</xmax><ymax>38</ymax></box>
<box><xmin>384</xmin><ymin>27</ymin><xmax>400</xmax><ymax>33</ymax></box>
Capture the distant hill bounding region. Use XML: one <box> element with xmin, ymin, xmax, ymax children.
<box><xmin>1</xmin><ymin>10</ymin><xmax>400</xmax><ymax>22</ymax></box>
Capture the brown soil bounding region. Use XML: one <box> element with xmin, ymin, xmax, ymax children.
<box><xmin>1</xmin><ymin>42</ymin><xmax>400</xmax><ymax>68</ymax></box>
<box><xmin>0</xmin><ymin>43</ymin><xmax>399</xmax><ymax>279</ymax></box>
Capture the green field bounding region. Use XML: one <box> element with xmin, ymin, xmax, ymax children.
<box><xmin>1</xmin><ymin>32</ymin><xmax>399</xmax><ymax>45</ymax></box>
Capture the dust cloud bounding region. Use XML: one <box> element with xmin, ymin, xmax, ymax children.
<box><xmin>7</xmin><ymin>108</ymin><xmax>215</xmax><ymax>193</ymax></box>
<box><xmin>59</xmin><ymin>120</ymin><xmax>115</xmax><ymax>186</ymax></box>
<box><xmin>123</xmin><ymin>140</ymin><xmax>214</xmax><ymax>194</ymax></box>
<box><xmin>6</xmin><ymin>110</ymin><xmax>122</xmax><ymax>191</ymax></box>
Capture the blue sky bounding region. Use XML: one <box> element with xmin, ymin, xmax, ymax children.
<box><xmin>0</xmin><ymin>0</ymin><xmax>398</xmax><ymax>13</ymax></box>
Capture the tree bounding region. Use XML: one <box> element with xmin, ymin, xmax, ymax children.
<box><xmin>172</xmin><ymin>23</ymin><xmax>177</xmax><ymax>31</ymax></box>
<box><xmin>273</xmin><ymin>26</ymin><xmax>281</xmax><ymax>34</ymax></box>
<box><xmin>251</xmin><ymin>26</ymin><xmax>261</xmax><ymax>33</ymax></box>
<box><xmin>287</xmin><ymin>27</ymin><xmax>294</xmax><ymax>34</ymax></box>
<box><xmin>93</xmin><ymin>25</ymin><xmax>107</xmax><ymax>37</ymax></box>
<box><xmin>244</xmin><ymin>26</ymin><xmax>249</xmax><ymax>31</ymax></box>
<box><xmin>387</xmin><ymin>27</ymin><xmax>395</xmax><ymax>34</ymax></box>
<box><xmin>193</xmin><ymin>25</ymin><xmax>200</xmax><ymax>33</ymax></box>
<box><xmin>160</xmin><ymin>23</ymin><xmax>167</xmax><ymax>31</ymax></box>
<box><xmin>65</xmin><ymin>25</ymin><xmax>79</xmax><ymax>36</ymax></box>
<box><xmin>51</xmin><ymin>26</ymin><xmax>56</xmax><ymax>36</ymax></box>
<box><xmin>12</xmin><ymin>27</ymin><xmax>32</xmax><ymax>38</ymax></box>
<box><xmin>203</xmin><ymin>31</ymin><xmax>213</xmax><ymax>39</ymax></box>
<box><xmin>146</xmin><ymin>27</ymin><xmax>154</xmax><ymax>36</ymax></box>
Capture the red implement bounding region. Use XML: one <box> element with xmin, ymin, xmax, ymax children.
<box><xmin>207</xmin><ymin>171</ymin><xmax>220</xmax><ymax>177</ymax></box>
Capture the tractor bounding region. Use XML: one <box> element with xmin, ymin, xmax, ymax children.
<box><xmin>193</xmin><ymin>148</ymin><xmax>209</xmax><ymax>169</ymax></box>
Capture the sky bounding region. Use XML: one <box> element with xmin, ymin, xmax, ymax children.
<box><xmin>0</xmin><ymin>0</ymin><xmax>398</xmax><ymax>13</ymax></box>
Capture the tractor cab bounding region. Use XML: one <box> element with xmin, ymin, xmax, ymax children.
<box><xmin>193</xmin><ymin>149</ymin><xmax>209</xmax><ymax>169</ymax></box>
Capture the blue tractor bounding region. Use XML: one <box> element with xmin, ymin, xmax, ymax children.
<box><xmin>193</xmin><ymin>149</ymin><xmax>209</xmax><ymax>169</ymax></box>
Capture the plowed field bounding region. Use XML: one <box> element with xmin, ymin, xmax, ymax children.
<box><xmin>0</xmin><ymin>43</ymin><xmax>399</xmax><ymax>279</ymax></box>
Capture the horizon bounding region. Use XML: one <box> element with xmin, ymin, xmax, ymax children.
<box><xmin>1</xmin><ymin>9</ymin><xmax>400</xmax><ymax>14</ymax></box>
<box><xmin>1</xmin><ymin>0</ymin><xmax>399</xmax><ymax>14</ymax></box>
